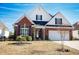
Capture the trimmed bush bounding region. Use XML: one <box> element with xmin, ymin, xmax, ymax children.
<box><xmin>16</xmin><ymin>36</ymin><xmax>21</xmax><ymax>41</ymax></box>
<box><xmin>16</xmin><ymin>35</ymin><xmax>32</xmax><ymax>41</ymax></box>
<box><xmin>27</xmin><ymin>36</ymin><xmax>32</xmax><ymax>41</ymax></box>
<box><xmin>16</xmin><ymin>36</ymin><xmax>26</xmax><ymax>41</ymax></box>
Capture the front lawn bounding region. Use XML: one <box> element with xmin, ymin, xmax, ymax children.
<box><xmin>0</xmin><ymin>41</ymin><xmax>78</xmax><ymax>55</ymax></box>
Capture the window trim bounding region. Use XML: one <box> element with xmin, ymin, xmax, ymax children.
<box><xmin>20</xmin><ymin>24</ymin><xmax>29</xmax><ymax>36</ymax></box>
<box><xmin>55</xmin><ymin>18</ymin><xmax>62</xmax><ymax>25</ymax></box>
<box><xmin>36</xmin><ymin>15</ymin><xmax>42</xmax><ymax>20</ymax></box>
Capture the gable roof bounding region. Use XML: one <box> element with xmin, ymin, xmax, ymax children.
<box><xmin>15</xmin><ymin>15</ymin><xmax>35</xmax><ymax>24</ymax></box>
<box><xmin>73</xmin><ymin>21</ymin><xmax>79</xmax><ymax>26</ymax></box>
<box><xmin>0</xmin><ymin>21</ymin><xmax>8</xmax><ymax>31</ymax></box>
<box><xmin>73</xmin><ymin>21</ymin><xmax>79</xmax><ymax>30</ymax></box>
<box><xmin>46</xmin><ymin>12</ymin><xmax>71</xmax><ymax>26</ymax></box>
<box><xmin>14</xmin><ymin>5</ymin><xmax>52</xmax><ymax>25</ymax></box>
<box><xmin>26</xmin><ymin>5</ymin><xmax>52</xmax><ymax>21</ymax></box>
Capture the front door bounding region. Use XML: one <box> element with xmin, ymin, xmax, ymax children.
<box><xmin>35</xmin><ymin>29</ymin><xmax>43</xmax><ymax>40</ymax></box>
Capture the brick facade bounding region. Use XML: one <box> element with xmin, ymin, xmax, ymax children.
<box><xmin>14</xmin><ymin>16</ymin><xmax>32</xmax><ymax>37</ymax></box>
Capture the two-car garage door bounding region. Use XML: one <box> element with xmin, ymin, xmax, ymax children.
<box><xmin>48</xmin><ymin>31</ymin><xmax>69</xmax><ymax>41</ymax></box>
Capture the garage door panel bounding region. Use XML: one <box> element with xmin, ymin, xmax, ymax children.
<box><xmin>64</xmin><ymin>31</ymin><xmax>69</xmax><ymax>40</ymax></box>
<box><xmin>49</xmin><ymin>31</ymin><xmax>69</xmax><ymax>41</ymax></box>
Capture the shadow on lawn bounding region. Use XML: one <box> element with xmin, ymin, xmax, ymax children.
<box><xmin>8</xmin><ymin>42</ymin><xmax>32</xmax><ymax>46</ymax></box>
<box><xmin>30</xmin><ymin>50</ymin><xmax>47</xmax><ymax>54</ymax></box>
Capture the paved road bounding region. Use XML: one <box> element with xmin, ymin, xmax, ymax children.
<box><xmin>54</xmin><ymin>41</ymin><xmax>79</xmax><ymax>50</ymax></box>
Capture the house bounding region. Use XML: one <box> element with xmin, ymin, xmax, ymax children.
<box><xmin>0</xmin><ymin>21</ymin><xmax>9</xmax><ymax>39</ymax></box>
<box><xmin>73</xmin><ymin>21</ymin><xmax>79</xmax><ymax>39</ymax></box>
<box><xmin>14</xmin><ymin>6</ymin><xmax>73</xmax><ymax>41</ymax></box>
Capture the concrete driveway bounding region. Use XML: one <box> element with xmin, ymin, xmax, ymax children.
<box><xmin>54</xmin><ymin>41</ymin><xmax>79</xmax><ymax>50</ymax></box>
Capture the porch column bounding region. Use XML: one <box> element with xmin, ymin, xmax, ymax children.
<box><xmin>69</xmin><ymin>30</ymin><xmax>72</xmax><ymax>40</ymax></box>
<box><xmin>43</xmin><ymin>28</ymin><xmax>45</xmax><ymax>40</ymax></box>
<box><xmin>33</xmin><ymin>28</ymin><xmax>36</xmax><ymax>40</ymax></box>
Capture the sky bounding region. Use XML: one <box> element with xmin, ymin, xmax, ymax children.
<box><xmin>0</xmin><ymin>3</ymin><xmax>79</xmax><ymax>32</ymax></box>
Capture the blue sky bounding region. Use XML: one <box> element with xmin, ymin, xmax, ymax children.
<box><xmin>0</xmin><ymin>3</ymin><xmax>79</xmax><ymax>32</ymax></box>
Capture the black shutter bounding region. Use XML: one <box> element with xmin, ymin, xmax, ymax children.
<box><xmin>40</xmin><ymin>15</ymin><xmax>42</xmax><ymax>20</ymax></box>
<box><xmin>36</xmin><ymin>15</ymin><xmax>38</xmax><ymax>20</ymax></box>
<box><xmin>55</xmin><ymin>18</ymin><xmax>57</xmax><ymax>24</ymax></box>
<box><xmin>60</xmin><ymin>18</ymin><xmax>62</xmax><ymax>24</ymax></box>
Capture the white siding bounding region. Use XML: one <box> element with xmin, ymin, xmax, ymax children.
<box><xmin>4</xmin><ymin>31</ymin><xmax>9</xmax><ymax>38</ymax></box>
<box><xmin>0</xmin><ymin>29</ymin><xmax>2</xmax><ymax>35</ymax></box>
<box><xmin>0</xmin><ymin>29</ymin><xmax>2</xmax><ymax>38</ymax></box>
<box><xmin>46</xmin><ymin>12</ymin><xmax>71</xmax><ymax>25</ymax></box>
<box><xmin>73</xmin><ymin>30</ymin><xmax>79</xmax><ymax>39</ymax></box>
<box><xmin>0</xmin><ymin>29</ymin><xmax>4</xmax><ymax>38</ymax></box>
<box><xmin>27</xmin><ymin>6</ymin><xmax>52</xmax><ymax>21</ymax></box>
<box><xmin>49</xmin><ymin>31</ymin><xmax>69</xmax><ymax>41</ymax></box>
<box><xmin>0</xmin><ymin>29</ymin><xmax>9</xmax><ymax>38</ymax></box>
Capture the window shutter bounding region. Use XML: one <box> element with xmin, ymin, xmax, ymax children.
<box><xmin>60</xmin><ymin>18</ymin><xmax>62</xmax><ymax>24</ymax></box>
<box><xmin>36</xmin><ymin>15</ymin><xmax>38</xmax><ymax>20</ymax></box>
<box><xmin>55</xmin><ymin>18</ymin><xmax>57</xmax><ymax>24</ymax></box>
<box><xmin>40</xmin><ymin>15</ymin><xmax>42</xmax><ymax>20</ymax></box>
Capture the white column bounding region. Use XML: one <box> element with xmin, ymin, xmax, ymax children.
<box><xmin>43</xmin><ymin>28</ymin><xmax>45</xmax><ymax>40</ymax></box>
<box><xmin>34</xmin><ymin>28</ymin><xmax>36</xmax><ymax>40</ymax></box>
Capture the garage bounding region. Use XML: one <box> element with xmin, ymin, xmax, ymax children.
<box><xmin>48</xmin><ymin>31</ymin><xmax>69</xmax><ymax>41</ymax></box>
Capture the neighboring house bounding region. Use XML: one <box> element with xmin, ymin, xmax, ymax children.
<box><xmin>73</xmin><ymin>22</ymin><xmax>79</xmax><ymax>39</ymax></box>
<box><xmin>14</xmin><ymin>6</ymin><xmax>72</xmax><ymax>41</ymax></box>
<box><xmin>0</xmin><ymin>21</ymin><xmax>9</xmax><ymax>39</ymax></box>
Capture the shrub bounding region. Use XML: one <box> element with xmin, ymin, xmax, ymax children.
<box><xmin>16</xmin><ymin>36</ymin><xmax>21</xmax><ymax>41</ymax></box>
<box><xmin>21</xmin><ymin>37</ymin><xmax>26</xmax><ymax>41</ymax></box>
<box><xmin>27</xmin><ymin>36</ymin><xmax>32</xmax><ymax>41</ymax></box>
<box><xmin>16</xmin><ymin>35</ymin><xmax>32</xmax><ymax>41</ymax></box>
<box><xmin>16</xmin><ymin>36</ymin><xmax>26</xmax><ymax>41</ymax></box>
<box><xmin>21</xmin><ymin>36</ymin><xmax>32</xmax><ymax>41</ymax></box>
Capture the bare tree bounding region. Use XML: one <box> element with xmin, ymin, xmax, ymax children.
<box><xmin>60</xmin><ymin>30</ymin><xmax>65</xmax><ymax>52</ymax></box>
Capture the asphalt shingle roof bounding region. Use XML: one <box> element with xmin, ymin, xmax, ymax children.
<box><xmin>33</xmin><ymin>21</ymin><xmax>48</xmax><ymax>25</ymax></box>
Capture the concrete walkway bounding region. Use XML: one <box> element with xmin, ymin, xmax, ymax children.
<box><xmin>54</xmin><ymin>41</ymin><xmax>79</xmax><ymax>50</ymax></box>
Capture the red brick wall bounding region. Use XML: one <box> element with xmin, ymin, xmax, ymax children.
<box><xmin>14</xmin><ymin>16</ymin><xmax>32</xmax><ymax>36</ymax></box>
<box><xmin>18</xmin><ymin>16</ymin><xmax>32</xmax><ymax>25</ymax></box>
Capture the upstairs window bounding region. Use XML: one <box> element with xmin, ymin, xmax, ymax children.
<box><xmin>55</xmin><ymin>18</ymin><xmax>62</xmax><ymax>25</ymax></box>
<box><xmin>36</xmin><ymin>15</ymin><xmax>42</xmax><ymax>20</ymax></box>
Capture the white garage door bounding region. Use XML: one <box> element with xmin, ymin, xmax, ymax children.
<box><xmin>49</xmin><ymin>31</ymin><xmax>69</xmax><ymax>41</ymax></box>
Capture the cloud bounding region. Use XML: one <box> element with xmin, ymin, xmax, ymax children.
<box><xmin>0</xmin><ymin>6</ymin><xmax>21</xmax><ymax>12</ymax></box>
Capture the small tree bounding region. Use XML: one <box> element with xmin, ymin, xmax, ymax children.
<box><xmin>60</xmin><ymin>31</ymin><xmax>65</xmax><ymax>52</ymax></box>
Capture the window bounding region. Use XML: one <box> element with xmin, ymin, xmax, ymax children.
<box><xmin>36</xmin><ymin>15</ymin><xmax>42</xmax><ymax>20</ymax></box>
<box><xmin>20</xmin><ymin>25</ymin><xmax>29</xmax><ymax>36</ymax></box>
<box><xmin>55</xmin><ymin>18</ymin><xmax>62</xmax><ymax>25</ymax></box>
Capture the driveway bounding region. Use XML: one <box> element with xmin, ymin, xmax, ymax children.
<box><xmin>54</xmin><ymin>41</ymin><xmax>79</xmax><ymax>50</ymax></box>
